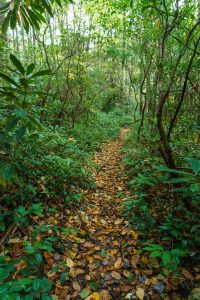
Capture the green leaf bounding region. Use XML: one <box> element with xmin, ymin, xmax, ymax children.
<box><xmin>41</xmin><ymin>0</ymin><xmax>53</xmax><ymax>17</ymax></box>
<box><xmin>55</xmin><ymin>0</ymin><xmax>62</xmax><ymax>6</ymax></box>
<box><xmin>162</xmin><ymin>251</ymin><xmax>171</xmax><ymax>265</ymax></box>
<box><xmin>149</xmin><ymin>250</ymin><xmax>162</xmax><ymax>258</ymax></box>
<box><xmin>34</xmin><ymin>252</ymin><xmax>43</xmax><ymax>263</ymax></box>
<box><xmin>32</xmin><ymin>279</ymin><xmax>40</xmax><ymax>291</ymax></box>
<box><xmin>10</xmin><ymin>9</ymin><xmax>17</xmax><ymax>29</ymax></box>
<box><xmin>0</xmin><ymin>163</ymin><xmax>17</xmax><ymax>180</ymax></box>
<box><xmin>2</xmin><ymin>11</ymin><xmax>11</xmax><ymax>33</ymax></box>
<box><xmin>89</xmin><ymin>279</ymin><xmax>99</xmax><ymax>291</ymax></box>
<box><xmin>26</xmin><ymin>8</ymin><xmax>40</xmax><ymax>30</ymax></box>
<box><xmin>27</xmin><ymin>63</ymin><xmax>35</xmax><ymax>75</ymax></box>
<box><xmin>144</xmin><ymin>244</ymin><xmax>163</xmax><ymax>251</ymax></box>
<box><xmin>171</xmin><ymin>249</ymin><xmax>188</xmax><ymax>257</ymax></box>
<box><xmin>100</xmin><ymin>249</ymin><xmax>107</xmax><ymax>258</ymax></box>
<box><xmin>0</xmin><ymin>72</ymin><xmax>19</xmax><ymax>87</ymax></box>
<box><xmin>189</xmin><ymin>158</ymin><xmax>200</xmax><ymax>175</ymax></box>
<box><xmin>153</xmin><ymin>164</ymin><xmax>189</xmax><ymax>175</ymax></box>
<box><xmin>0</xmin><ymin>285</ymin><xmax>8</xmax><ymax>294</ymax></box>
<box><xmin>5</xmin><ymin>116</ymin><xmax>20</xmax><ymax>132</ymax></box>
<box><xmin>30</xmin><ymin>69</ymin><xmax>52</xmax><ymax>78</ymax></box>
<box><xmin>79</xmin><ymin>289</ymin><xmax>90</xmax><ymax>299</ymax></box>
<box><xmin>10</xmin><ymin>54</ymin><xmax>25</xmax><ymax>75</ymax></box>
<box><xmin>16</xmin><ymin>127</ymin><xmax>26</xmax><ymax>141</ymax></box>
<box><xmin>60</xmin><ymin>272</ymin><xmax>69</xmax><ymax>285</ymax></box>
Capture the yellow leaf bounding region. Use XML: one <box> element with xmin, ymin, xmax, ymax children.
<box><xmin>86</xmin><ymin>292</ymin><xmax>100</xmax><ymax>300</ymax></box>
<box><xmin>114</xmin><ymin>258</ymin><xmax>122</xmax><ymax>269</ymax></box>
<box><xmin>136</xmin><ymin>287</ymin><xmax>145</xmax><ymax>300</ymax></box>
<box><xmin>26</xmin><ymin>0</ymin><xmax>31</xmax><ymax>7</ymax></box>
<box><xmin>66</xmin><ymin>258</ymin><xmax>74</xmax><ymax>268</ymax></box>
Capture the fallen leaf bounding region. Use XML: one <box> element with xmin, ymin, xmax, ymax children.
<box><xmin>86</xmin><ymin>292</ymin><xmax>100</xmax><ymax>300</ymax></box>
<box><xmin>182</xmin><ymin>268</ymin><xmax>195</xmax><ymax>281</ymax></box>
<box><xmin>80</xmin><ymin>289</ymin><xmax>90</xmax><ymax>299</ymax></box>
<box><xmin>99</xmin><ymin>290</ymin><xmax>112</xmax><ymax>300</ymax></box>
<box><xmin>114</xmin><ymin>257</ymin><xmax>122</xmax><ymax>269</ymax></box>
<box><xmin>111</xmin><ymin>271</ymin><xmax>121</xmax><ymax>280</ymax></box>
<box><xmin>8</xmin><ymin>238</ymin><xmax>21</xmax><ymax>244</ymax></box>
<box><xmin>73</xmin><ymin>281</ymin><xmax>81</xmax><ymax>291</ymax></box>
<box><xmin>114</xmin><ymin>219</ymin><xmax>123</xmax><ymax>225</ymax></box>
<box><xmin>66</xmin><ymin>258</ymin><xmax>74</xmax><ymax>268</ymax></box>
<box><xmin>136</xmin><ymin>287</ymin><xmax>145</xmax><ymax>300</ymax></box>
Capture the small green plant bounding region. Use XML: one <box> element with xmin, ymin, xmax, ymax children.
<box><xmin>144</xmin><ymin>243</ymin><xmax>189</xmax><ymax>271</ymax></box>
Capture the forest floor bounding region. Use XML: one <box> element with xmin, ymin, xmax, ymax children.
<box><xmin>56</xmin><ymin>129</ymin><xmax>168</xmax><ymax>300</ymax></box>
<box><xmin>5</xmin><ymin>129</ymin><xmax>192</xmax><ymax>299</ymax></box>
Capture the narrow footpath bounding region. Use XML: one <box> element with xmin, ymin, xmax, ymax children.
<box><xmin>61</xmin><ymin>129</ymin><xmax>152</xmax><ymax>300</ymax></box>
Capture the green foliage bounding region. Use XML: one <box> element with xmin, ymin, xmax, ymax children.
<box><xmin>144</xmin><ymin>243</ymin><xmax>189</xmax><ymax>271</ymax></box>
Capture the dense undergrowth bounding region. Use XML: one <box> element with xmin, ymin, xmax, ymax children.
<box><xmin>122</xmin><ymin>122</ymin><xmax>200</xmax><ymax>297</ymax></box>
<box><xmin>0</xmin><ymin>107</ymin><xmax>130</xmax><ymax>300</ymax></box>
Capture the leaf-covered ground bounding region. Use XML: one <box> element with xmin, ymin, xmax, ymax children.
<box><xmin>3</xmin><ymin>129</ymin><xmax>199</xmax><ymax>299</ymax></box>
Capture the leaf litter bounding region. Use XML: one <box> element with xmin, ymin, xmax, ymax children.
<box><xmin>2</xmin><ymin>129</ymin><xmax>199</xmax><ymax>299</ymax></box>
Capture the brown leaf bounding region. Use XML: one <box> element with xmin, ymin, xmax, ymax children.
<box><xmin>131</xmin><ymin>255</ymin><xmax>139</xmax><ymax>268</ymax></box>
<box><xmin>111</xmin><ymin>271</ymin><xmax>121</xmax><ymax>280</ymax></box>
<box><xmin>114</xmin><ymin>219</ymin><xmax>123</xmax><ymax>225</ymax></box>
<box><xmin>99</xmin><ymin>290</ymin><xmax>112</xmax><ymax>300</ymax></box>
<box><xmin>182</xmin><ymin>268</ymin><xmax>195</xmax><ymax>281</ymax></box>
<box><xmin>114</xmin><ymin>257</ymin><xmax>122</xmax><ymax>269</ymax></box>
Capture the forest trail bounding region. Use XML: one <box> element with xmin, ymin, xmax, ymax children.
<box><xmin>63</xmin><ymin>129</ymin><xmax>146</xmax><ymax>300</ymax></box>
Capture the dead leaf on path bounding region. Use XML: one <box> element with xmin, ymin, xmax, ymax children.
<box><xmin>136</xmin><ymin>287</ymin><xmax>145</xmax><ymax>300</ymax></box>
<box><xmin>8</xmin><ymin>238</ymin><xmax>21</xmax><ymax>244</ymax></box>
<box><xmin>131</xmin><ymin>255</ymin><xmax>139</xmax><ymax>267</ymax></box>
<box><xmin>182</xmin><ymin>268</ymin><xmax>195</xmax><ymax>281</ymax></box>
<box><xmin>123</xmin><ymin>270</ymin><xmax>131</xmax><ymax>278</ymax></box>
<box><xmin>73</xmin><ymin>281</ymin><xmax>81</xmax><ymax>291</ymax></box>
<box><xmin>13</xmin><ymin>261</ymin><xmax>27</xmax><ymax>279</ymax></box>
<box><xmin>99</xmin><ymin>290</ymin><xmax>112</xmax><ymax>300</ymax></box>
<box><xmin>74</xmin><ymin>268</ymin><xmax>85</xmax><ymax>276</ymax></box>
<box><xmin>44</xmin><ymin>251</ymin><xmax>54</xmax><ymax>266</ymax></box>
<box><xmin>83</xmin><ymin>241</ymin><xmax>95</xmax><ymax>248</ymax></box>
<box><xmin>86</xmin><ymin>292</ymin><xmax>100</xmax><ymax>300</ymax></box>
<box><xmin>114</xmin><ymin>219</ymin><xmax>123</xmax><ymax>225</ymax></box>
<box><xmin>66</xmin><ymin>257</ymin><xmax>74</xmax><ymax>268</ymax></box>
<box><xmin>114</xmin><ymin>257</ymin><xmax>122</xmax><ymax>269</ymax></box>
<box><xmin>111</xmin><ymin>271</ymin><xmax>121</xmax><ymax>280</ymax></box>
<box><xmin>100</xmin><ymin>219</ymin><xmax>107</xmax><ymax>225</ymax></box>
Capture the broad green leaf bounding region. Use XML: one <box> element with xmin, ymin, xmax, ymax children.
<box><xmin>2</xmin><ymin>11</ymin><xmax>11</xmax><ymax>33</ymax></box>
<box><xmin>162</xmin><ymin>251</ymin><xmax>171</xmax><ymax>265</ymax></box>
<box><xmin>10</xmin><ymin>54</ymin><xmax>25</xmax><ymax>74</ymax></box>
<box><xmin>30</xmin><ymin>69</ymin><xmax>52</xmax><ymax>78</ymax></box>
<box><xmin>149</xmin><ymin>250</ymin><xmax>161</xmax><ymax>258</ymax></box>
<box><xmin>0</xmin><ymin>72</ymin><xmax>19</xmax><ymax>87</ymax></box>
<box><xmin>144</xmin><ymin>244</ymin><xmax>163</xmax><ymax>251</ymax></box>
<box><xmin>0</xmin><ymin>163</ymin><xmax>17</xmax><ymax>180</ymax></box>
<box><xmin>79</xmin><ymin>289</ymin><xmax>90</xmax><ymax>299</ymax></box>
<box><xmin>26</xmin><ymin>8</ymin><xmax>40</xmax><ymax>30</ymax></box>
<box><xmin>41</xmin><ymin>0</ymin><xmax>53</xmax><ymax>17</ymax></box>
<box><xmin>5</xmin><ymin>116</ymin><xmax>20</xmax><ymax>132</ymax></box>
<box><xmin>27</xmin><ymin>63</ymin><xmax>35</xmax><ymax>75</ymax></box>
<box><xmin>189</xmin><ymin>158</ymin><xmax>200</xmax><ymax>175</ymax></box>
<box><xmin>16</xmin><ymin>127</ymin><xmax>26</xmax><ymax>141</ymax></box>
<box><xmin>10</xmin><ymin>9</ymin><xmax>17</xmax><ymax>29</ymax></box>
<box><xmin>89</xmin><ymin>279</ymin><xmax>99</xmax><ymax>291</ymax></box>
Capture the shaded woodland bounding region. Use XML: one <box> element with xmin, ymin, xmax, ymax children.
<box><xmin>0</xmin><ymin>0</ymin><xmax>200</xmax><ymax>299</ymax></box>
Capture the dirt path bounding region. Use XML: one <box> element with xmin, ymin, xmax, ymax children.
<box><xmin>63</xmin><ymin>129</ymin><xmax>144</xmax><ymax>299</ymax></box>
